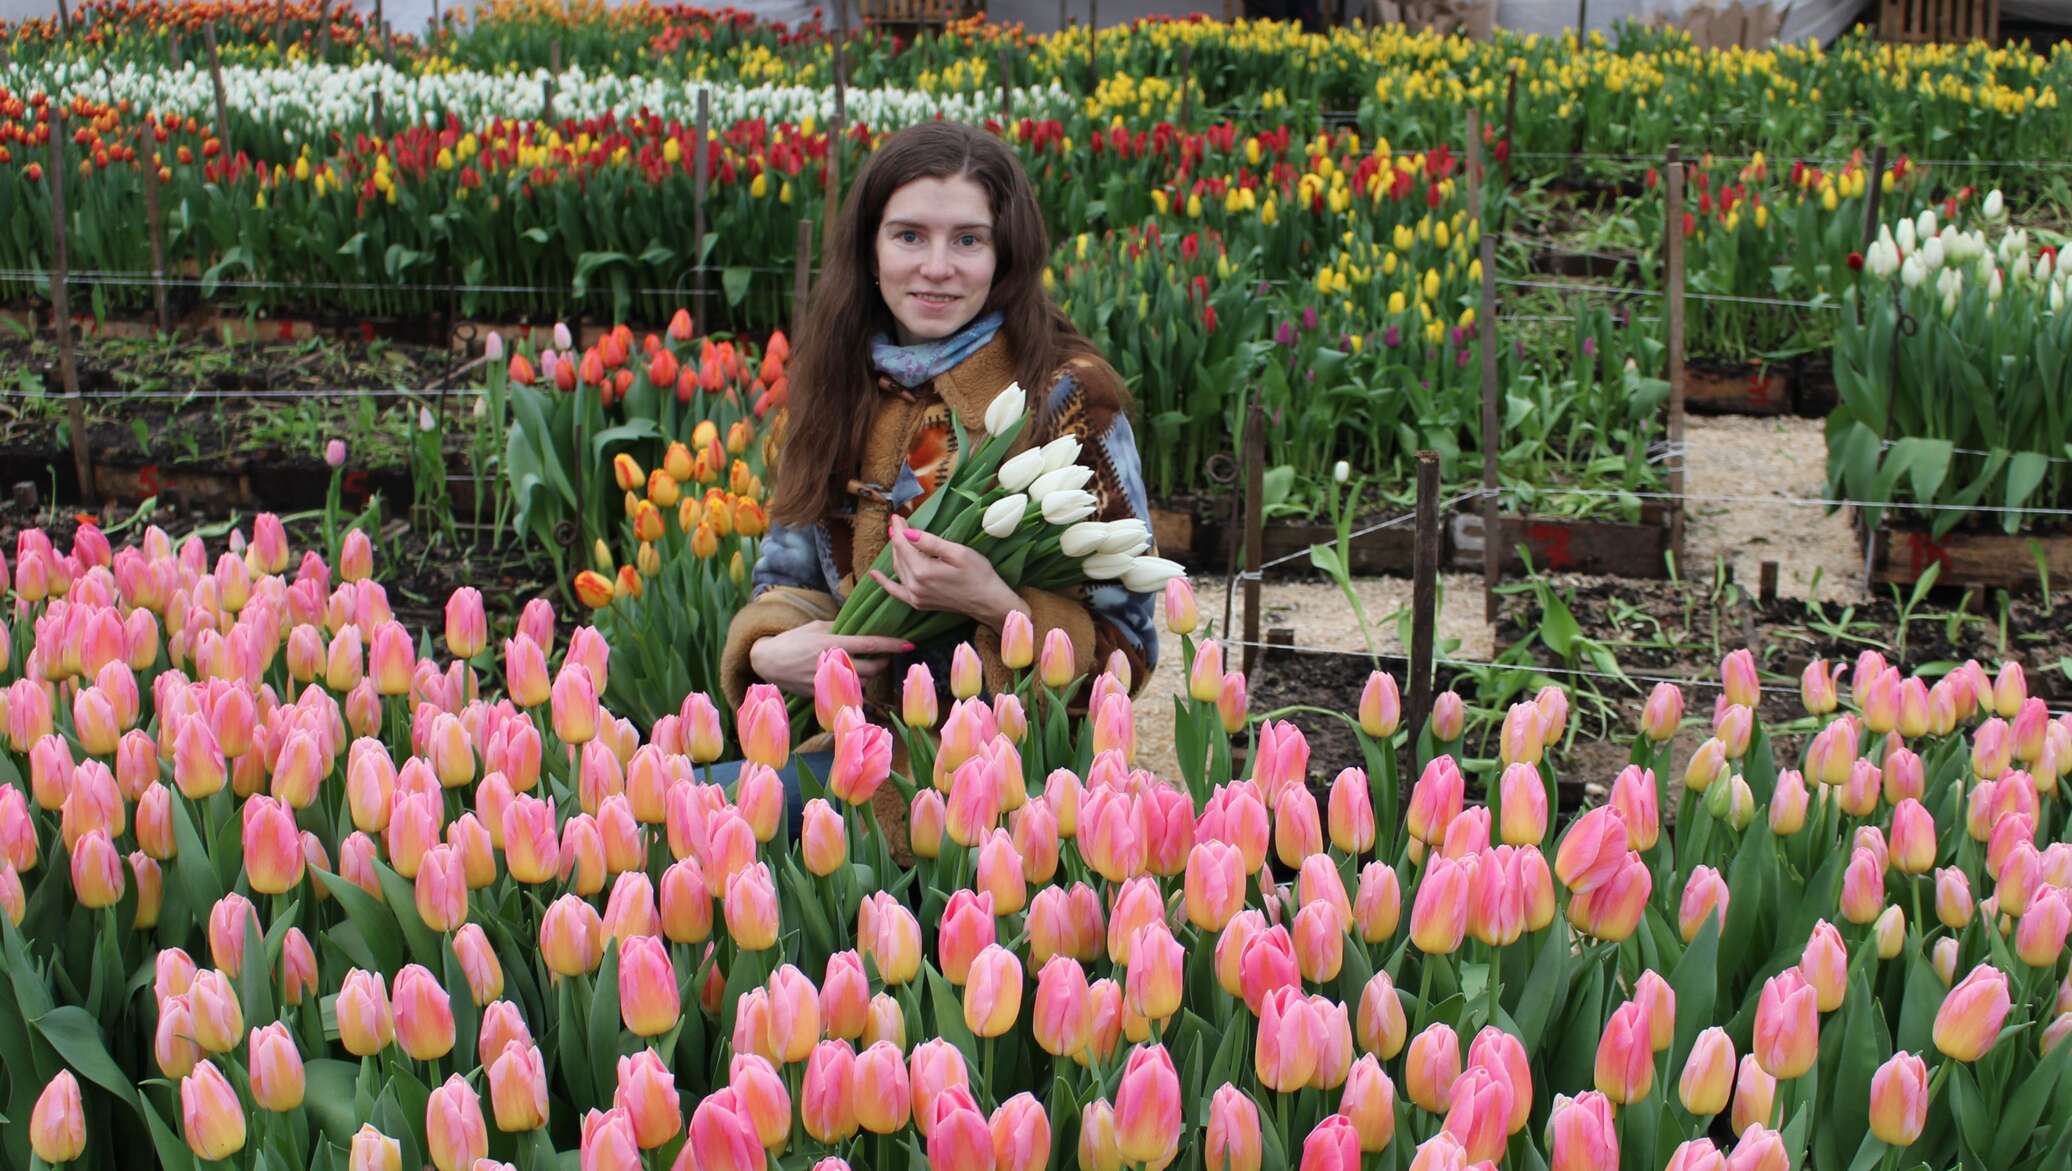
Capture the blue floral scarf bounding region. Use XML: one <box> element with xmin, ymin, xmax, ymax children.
<box><xmin>868</xmin><ymin>311</ymin><xmax>1005</xmax><ymax>388</ymax></box>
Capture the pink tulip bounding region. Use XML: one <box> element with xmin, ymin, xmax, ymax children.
<box><xmin>1404</xmin><ymin>1022</ymin><xmax>1460</xmax><ymax>1114</ymax></box>
<box><xmin>1680</xmin><ymin>865</ymin><xmax>1730</xmax><ymax>943</ymax></box>
<box><xmin>1256</xmin><ymin>986</ymin><xmax>1322</xmax><ymax>1092</ymax></box>
<box><xmin>1113</xmin><ymin>1044</ymin><xmax>1182</xmax><ymax>1169</ymax></box>
<box><xmin>1409</xmin><ymin>854</ymin><xmax>1470</xmax><ymax>955</ymax></box>
<box><xmin>1726</xmin><ymin>1125</ymin><xmax>1788</xmax><ymax>1171</ymax></box>
<box><xmin>1594</xmin><ymin>1000</ymin><xmax>1655</xmax><ymax>1104</ymax></box>
<box><xmin>1935</xmin><ymin>963</ymin><xmax>2013</xmax><ymax>1061</ymax></box>
<box><xmin>1753</xmin><ymin>970</ymin><xmax>1819</xmax><ymax>1079</ymax></box>
<box><xmin>989</xmin><ymin>1092</ymin><xmax>1050</xmax><ymax>1171</ymax></box>
<box><xmin>1407</xmin><ymin>756</ymin><xmax>1464</xmax><ymax>846</ymax></box>
<box><xmin>1553</xmin><ymin>806</ymin><xmax>1628</xmax><ymax>895</ymax></box>
<box><xmin>855</xmin><ymin>1041</ymin><xmax>912</xmax><ymax>1134</ymax></box>
<box><xmin>1206</xmin><ymin>1083</ymin><xmax>1265</xmax><ymax>1170</ymax></box>
<box><xmin>181</xmin><ymin>1059</ymin><xmax>247</xmax><ymax>1161</ymax></box>
<box><xmin>393</xmin><ymin>964</ymin><xmax>455</xmax><ymax>1062</ymax></box>
<box><xmin>1548</xmin><ymin>1092</ymin><xmax>1618</xmax><ymax>1171</ymax></box>
<box><xmin>909</xmin><ymin>1039</ymin><xmax>970</xmax><ymax>1139</ymax></box>
<box><xmin>30</xmin><ymin>1070</ymin><xmax>86</xmax><ymax>1163</ymax></box>
<box><xmin>1299</xmin><ymin>1114</ymin><xmax>1362</xmax><ymax>1171</ymax></box>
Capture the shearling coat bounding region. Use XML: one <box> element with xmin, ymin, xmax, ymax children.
<box><xmin>718</xmin><ymin>330</ymin><xmax>1160</xmax><ymax>717</ymax></box>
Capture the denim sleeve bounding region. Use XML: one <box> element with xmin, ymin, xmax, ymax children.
<box><xmin>751</xmin><ymin>519</ymin><xmax>835</xmax><ymax>598</ymax></box>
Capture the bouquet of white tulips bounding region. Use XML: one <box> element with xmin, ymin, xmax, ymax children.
<box><xmin>830</xmin><ymin>381</ymin><xmax>1179</xmax><ymax>645</ymax></box>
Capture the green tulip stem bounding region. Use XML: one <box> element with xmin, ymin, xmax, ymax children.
<box><xmin>1416</xmin><ymin>957</ymin><xmax>1436</xmax><ymax>1033</ymax></box>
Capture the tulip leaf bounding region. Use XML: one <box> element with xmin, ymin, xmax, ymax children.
<box><xmin>170</xmin><ymin>793</ymin><xmax>225</xmax><ymax>910</ymax></box>
<box><xmin>925</xmin><ymin>961</ymin><xmax>982</xmax><ymax>1075</ymax></box>
<box><xmin>1666</xmin><ymin>914</ymin><xmax>1719</xmax><ymax>1063</ymax></box>
<box><xmin>1512</xmin><ymin>924</ymin><xmax>1570</xmax><ymax>1056</ymax></box>
<box><xmin>137</xmin><ymin>1092</ymin><xmax>198</xmax><ymax>1171</ymax></box>
<box><xmin>1894</xmin><ymin>950</ymin><xmax>1942</xmax><ymax>1056</ymax></box>
<box><xmin>723</xmin><ymin>266</ymin><xmax>753</xmax><ymax>307</ymax></box>
<box><xmin>371</xmin><ymin>859</ymin><xmax>445</xmax><ymax>971</ymax></box>
<box><xmin>1844</xmin><ymin>1135</ymin><xmax>1890</xmax><ymax>1171</ymax></box>
<box><xmin>1947</xmin><ymin>1061</ymin><xmax>1994</xmax><ymax>1160</ymax></box>
<box><xmin>310</xmin><ymin>868</ymin><xmax>404</xmax><ymax>974</ymax></box>
<box><xmin>1254</xmin><ymin>1088</ymin><xmax>1290</xmax><ymax>1171</ymax></box>
<box><xmin>33</xmin><ymin>1006</ymin><xmax>135</xmax><ymax>1105</ymax></box>
<box><xmin>1619</xmin><ymin>1085</ymin><xmax>1660</xmax><ymax>1171</ymax></box>
<box><xmin>1829</xmin><ymin>975</ymin><xmax>1888</xmax><ymax>1164</ymax></box>
<box><xmin>240</xmin><ymin>907</ymin><xmax>277</xmax><ymax>1030</ymax></box>
<box><xmin>443</xmin><ymin>938</ymin><xmax>481</xmax><ymax>1082</ymax></box>
<box><xmin>556</xmin><ymin>976</ymin><xmax>598</xmax><ymax>1112</ymax></box>
<box><xmin>1990</xmin><ymin>1040</ymin><xmax>2072</xmax><ymax>1167</ymax></box>
<box><xmin>302</xmin><ymin>1058</ymin><xmax>362</xmax><ymax>1144</ymax></box>
<box><xmin>591</xmin><ymin>939</ymin><xmax>624</xmax><ymax>1105</ymax></box>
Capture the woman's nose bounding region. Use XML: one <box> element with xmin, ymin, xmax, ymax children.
<box><xmin>921</xmin><ymin>243</ymin><xmax>955</xmax><ymax>279</ymax></box>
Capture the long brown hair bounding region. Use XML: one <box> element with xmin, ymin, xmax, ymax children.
<box><xmin>770</xmin><ymin>121</ymin><xmax>1100</xmax><ymax>526</ymax></box>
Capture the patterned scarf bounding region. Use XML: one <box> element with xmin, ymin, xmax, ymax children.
<box><xmin>868</xmin><ymin>311</ymin><xmax>1005</xmax><ymax>388</ymax></box>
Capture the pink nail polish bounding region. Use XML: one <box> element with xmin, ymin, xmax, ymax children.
<box><xmin>905</xmin><ymin>529</ymin><xmax>922</xmax><ymax>542</ymax></box>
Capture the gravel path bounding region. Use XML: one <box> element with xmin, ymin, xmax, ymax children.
<box><xmin>1681</xmin><ymin>414</ymin><xmax>1869</xmax><ymax>603</ymax></box>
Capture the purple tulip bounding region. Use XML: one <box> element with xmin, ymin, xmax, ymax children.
<box><xmin>1301</xmin><ymin>306</ymin><xmax>1319</xmax><ymax>332</ymax></box>
<box><xmin>1383</xmin><ymin>325</ymin><xmax>1402</xmax><ymax>348</ymax></box>
<box><xmin>1275</xmin><ymin>321</ymin><xmax>1297</xmax><ymax>347</ymax></box>
<box><xmin>1582</xmin><ymin>336</ymin><xmax>1598</xmax><ymax>358</ymax></box>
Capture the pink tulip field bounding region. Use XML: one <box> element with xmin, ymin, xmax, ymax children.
<box><xmin>5</xmin><ymin>518</ymin><xmax>2071</xmax><ymax>1171</ymax></box>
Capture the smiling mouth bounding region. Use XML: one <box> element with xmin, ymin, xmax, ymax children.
<box><xmin>912</xmin><ymin>292</ymin><xmax>959</xmax><ymax>305</ymax></box>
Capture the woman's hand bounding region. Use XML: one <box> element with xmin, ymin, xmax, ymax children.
<box><xmin>748</xmin><ymin>620</ymin><xmax>913</xmax><ymax>697</ymax></box>
<box><xmin>870</xmin><ymin>514</ymin><xmax>1031</xmax><ymax>630</ymax></box>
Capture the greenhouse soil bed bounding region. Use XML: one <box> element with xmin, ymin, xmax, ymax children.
<box><xmin>1684</xmin><ymin>357</ymin><xmax>1792</xmax><ymax>416</ymax></box>
<box><xmin>1495</xmin><ymin>573</ymin><xmax>2072</xmax><ymax>703</ymax></box>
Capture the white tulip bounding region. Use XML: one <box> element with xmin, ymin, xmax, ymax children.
<box><xmin>1027</xmin><ymin>465</ymin><xmax>1094</xmax><ymax>501</ymax></box>
<box><xmin>982</xmin><ymin>495</ymin><xmax>1028</xmax><ymax>539</ymax></box>
<box><xmin>1120</xmin><ymin>557</ymin><xmax>1188</xmax><ymax>593</ymax></box>
<box><xmin>996</xmin><ymin>448</ymin><xmax>1046</xmax><ymax>493</ymax></box>
<box><xmin>1097</xmin><ymin>519</ymin><xmax>1151</xmax><ymax>555</ymax></box>
<box><xmin>1036</xmin><ymin>434</ymin><xmax>1083</xmax><ymax>475</ymax></box>
<box><xmin>1920</xmin><ymin>236</ymin><xmax>1944</xmax><ymax>272</ymax></box>
<box><xmin>2012</xmin><ymin>253</ymin><xmax>2032</xmax><ymax>286</ymax></box>
<box><xmin>1983</xmin><ymin>188</ymin><xmax>2005</xmax><ymax>222</ymax></box>
<box><xmin>1040</xmin><ymin>490</ymin><xmax>1098</xmax><ymax>526</ymax></box>
<box><xmin>1895</xmin><ymin>218</ymin><xmax>1916</xmax><ymax>254</ymax></box>
<box><xmin>2038</xmin><ymin>252</ymin><xmax>2054</xmax><ymax>283</ymax></box>
<box><xmin>1865</xmin><ymin>239</ymin><xmax>1899</xmax><ymax>278</ymax></box>
<box><xmin>983</xmin><ymin>383</ymin><xmax>1026</xmax><ymax>437</ymax></box>
<box><xmin>1900</xmin><ymin>254</ymin><xmax>1926</xmax><ymax>289</ymax></box>
<box><xmin>2052</xmin><ymin>282</ymin><xmax>2065</xmax><ymax>313</ymax></box>
<box><xmin>1332</xmin><ymin>461</ymin><xmax>1350</xmax><ymax>484</ymax></box>
<box><xmin>1082</xmin><ymin>553</ymin><xmax>1135</xmax><ymax>580</ymax></box>
<box><xmin>1916</xmin><ymin>208</ymin><xmax>1938</xmax><ymax>240</ymax></box>
<box><xmin>418</xmin><ymin>407</ymin><xmax>437</xmax><ymax>432</ymax></box>
<box><xmin>1988</xmin><ymin>269</ymin><xmax>2004</xmax><ymax>300</ymax></box>
<box><xmin>1060</xmin><ymin>522</ymin><xmax>1110</xmax><ymax>558</ymax></box>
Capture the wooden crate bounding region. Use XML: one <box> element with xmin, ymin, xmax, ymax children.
<box><xmin>859</xmin><ymin>0</ymin><xmax>980</xmax><ymax>29</ymax></box>
<box><xmin>1879</xmin><ymin>0</ymin><xmax>1998</xmax><ymax>43</ymax></box>
<box><xmin>1867</xmin><ymin>519</ymin><xmax>2072</xmax><ymax>590</ymax></box>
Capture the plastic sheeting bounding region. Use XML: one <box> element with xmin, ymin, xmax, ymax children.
<box><xmin>1494</xmin><ymin>1</ymin><xmax>1866</xmax><ymax>45</ymax></box>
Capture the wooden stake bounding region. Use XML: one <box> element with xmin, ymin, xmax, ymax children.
<box><xmin>1407</xmin><ymin>451</ymin><xmax>1441</xmax><ymax>755</ymax></box>
<box><xmin>998</xmin><ymin>48</ymin><xmax>1013</xmax><ymax>120</ymax></box>
<box><xmin>1058</xmin><ymin>0</ymin><xmax>1068</xmax><ymax>34</ymax></box>
<box><xmin>833</xmin><ymin>0</ymin><xmax>850</xmax><ymax>129</ymax></box>
<box><xmin>1468</xmin><ymin>109</ymin><xmax>1501</xmax><ymax>624</ymax></box>
<box><xmin>47</xmin><ymin>113</ymin><xmax>94</xmax><ymax>503</ymax></box>
<box><xmin>693</xmin><ymin>89</ymin><xmax>710</xmax><ymax>332</ymax></box>
<box><xmin>56</xmin><ymin>0</ymin><xmax>71</xmax><ymax>40</ymax></box>
<box><xmin>1665</xmin><ymin>144</ymin><xmax>1688</xmax><ymax>565</ymax></box>
<box><xmin>375</xmin><ymin>0</ymin><xmax>389</xmax><ymax>59</ymax></box>
<box><xmin>1503</xmin><ymin>68</ymin><xmax>1518</xmax><ymax>172</ymax></box>
<box><xmin>138</xmin><ymin>127</ymin><xmax>170</xmax><ymax>335</ymax></box>
<box><xmin>274</xmin><ymin>0</ymin><xmax>287</xmax><ymax>52</ymax></box>
<box><xmin>204</xmin><ymin>21</ymin><xmax>232</xmax><ymax>149</ymax></box>
<box><xmin>1860</xmin><ymin>143</ymin><xmax>1888</xmax><ymax>251</ymax></box>
<box><xmin>372</xmin><ymin>90</ymin><xmax>386</xmax><ymax>139</ymax></box>
<box><xmin>792</xmin><ymin>217</ymin><xmax>814</xmax><ymax>341</ymax></box>
<box><xmin>544</xmin><ymin>39</ymin><xmax>561</xmax><ymax>124</ymax></box>
<box><xmin>171</xmin><ymin>32</ymin><xmax>182</xmax><ymax>69</ymax></box>
<box><xmin>1088</xmin><ymin>0</ymin><xmax>1099</xmax><ymax>91</ymax></box>
<box><xmin>1241</xmin><ymin>399</ymin><xmax>1266</xmax><ymax>677</ymax></box>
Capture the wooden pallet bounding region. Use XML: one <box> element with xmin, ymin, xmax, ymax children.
<box><xmin>1866</xmin><ymin>518</ymin><xmax>2072</xmax><ymax>590</ymax></box>
<box><xmin>1879</xmin><ymin>0</ymin><xmax>1998</xmax><ymax>43</ymax></box>
<box><xmin>859</xmin><ymin>0</ymin><xmax>980</xmax><ymax>29</ymax></box>
<box><xmin>1684</xmin><ymin>360</ymin><xmax>1792</xmax><ymax>416</ymax></box>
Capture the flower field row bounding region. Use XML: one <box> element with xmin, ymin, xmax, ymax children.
<box><xmin>6</xmin><ymin>5</ymin><xmax>2069</xmax><ymax>180</ymax></box>
<box><xmin>5</xmin><ymin>499</ymin><xmax>2072</xmax><ymax>1171</ymax></box>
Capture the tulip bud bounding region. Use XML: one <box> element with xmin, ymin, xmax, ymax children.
<box><xmin>1206</xmin><ymin>1083</ymin><xmax>1265</xmax><ymax>1170</ymax></box>
<box><xmin>1680</xmin><ymin>1027</ymin><xmax>1735</xmax><ymax>1117</ymax></box>
<box><xmin>1752</xmin><ymin>970</ymin><xmax>1819</xmax><ymax>1079</ymax></box>
<box><xmin>181</xmin><ymin>1060</ymin><xmax>247</xmax><ymax>1160</ymax></box>
<box><xmin>30</xmin><ymin>1071</ymin><xmax>86</xmax><ymax>1164</ymax></box>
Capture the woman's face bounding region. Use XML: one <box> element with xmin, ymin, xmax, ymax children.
<box><xmin>875</xmin><ymin>174</ymin><xmax>997</xmax><ymax>345</ymax></box>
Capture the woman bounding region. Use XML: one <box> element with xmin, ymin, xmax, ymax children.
<box><xmin>717</xmin><ymin>121</ymin><xmax>1159</xmax><ymax>798</ymax></box>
